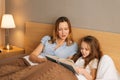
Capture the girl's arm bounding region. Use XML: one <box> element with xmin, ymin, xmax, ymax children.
<box><xmin>91</xmin><ymin>69</ymin><xmax>97</xmax><ymax>80</ymax></box>
<box><xmin>76</xmin><ymin>67</ymin><xmax>97</xmax><ymax>80</ymax></box>
<box><xmin>29</xmin><ymin>43</ymin><xmax>47</xmax><ymax>63</ymax></box>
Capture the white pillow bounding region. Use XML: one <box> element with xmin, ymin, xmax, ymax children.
<box><xmin>96</xmin><ymin>55</ymin><xmax>118</xmax><ymax>80</ymax></box>
<box><xmin>117</xmin><ymin>72</ymin><xmax>120</xmax><ymax>80</ymax></box>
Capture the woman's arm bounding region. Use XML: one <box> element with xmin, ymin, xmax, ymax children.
<box><xmin>67</xmin><ymin>56</ymin><xmax>73</xmax><ymax>59</ymax></box>
<box><xmin>29</xmin><ymin>43</ymin><xmax>47</xmax><ymax>63</ymax></box>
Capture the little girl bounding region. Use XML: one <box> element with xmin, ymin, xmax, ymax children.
<box><xmin>74</xmin><ymin>35</ymin><xmax>103</xmax><ymax>80</ymax></box>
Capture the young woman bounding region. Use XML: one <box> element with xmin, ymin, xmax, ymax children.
<box><xmin>74</xmin><ymin>35</ymin><xmax>103</xmax><ymax>80</ymax></box>
<box><xmin>29</xmin><ymin>16</ymin><xmax>78</xmax><ymax>63</ymax></box>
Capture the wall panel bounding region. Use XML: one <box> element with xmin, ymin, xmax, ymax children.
<box><xmin>0</xmin><ymin>0</ymin><xmax>5</xmax><ymax>46</ymax></box>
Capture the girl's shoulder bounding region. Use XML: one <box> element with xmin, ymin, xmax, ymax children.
<box><xmin>89</xmin><ymin>58</ymin><xmax>98</xmax><ymax>69</ymax></box>
<box><xmin>90</xmin><ymin>58</ymin><xmax>98</xmax><ymax>64</ymax></box>
<box><xmin>76</xmin><ymin>57</ymin><xmax>84</xmax><ymax>62</ymax></box>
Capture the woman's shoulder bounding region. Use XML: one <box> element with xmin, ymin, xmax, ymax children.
<box><xmin>42</xmin><ymin>35</ymin><xmax>51</xmax><ymax>39</ymax></box>
<box><xmin>41</xmin><ymin>35</ymin><xmax>51</xmax><ymax>44</ymax></box>
<box><xmin>70</xmin><ymin>42</ymin><xmax>78</xmax><ymax>49</ymax></box>
<box><xmin>69</xmin><ymin>41</ymin><xmax>77</xmax><ymax>46</ymax></box>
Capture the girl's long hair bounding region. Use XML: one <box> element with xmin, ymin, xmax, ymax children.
<box><xmin>73</xmin><ymin>35</ymin><xmax>103</xmax><ymax>68</ymax></box>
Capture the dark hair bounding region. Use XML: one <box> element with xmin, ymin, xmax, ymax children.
<box><xmin>51</xmin><ymin>16</ymin><xmax>74</xmax><ymax>46</ymax></box>
<box><xmin>77</xmin><ymin>35</ymin><xmax>103</xmax><ymax>68</ymax></box>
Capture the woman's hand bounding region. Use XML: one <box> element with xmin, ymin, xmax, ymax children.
<box><xmin>29</xmin><ymin>54</ymin><xmax>47</xmax><ymax>63</ymax></box>
<box><xmin>37</xmin><ymin>57</ymin><xmax>47</xmax><ymax>63</ymax></box>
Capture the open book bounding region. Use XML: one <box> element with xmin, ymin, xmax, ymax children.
<box><xmin>45</xmin><ymin>55</ymin><xmax>78</xmax><ymax>74</ymax></box>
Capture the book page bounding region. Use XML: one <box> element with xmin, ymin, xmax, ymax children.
<box><xmin>46</xmin><ymin>55</ymin><xmax>78</xmax><ymax>74</ymax></box>
<box><xmin>46</xmin><ymin>55</ymin><xmax>74</xmax><ymax>65</ymax></box>
<box><xmin>58</xmin><ymin>58</ymin><xmax>74</xmax><ymax>66</ymax></box>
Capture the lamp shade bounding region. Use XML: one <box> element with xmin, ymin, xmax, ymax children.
<box><xmin>1</xmin><ymin>14</ymin><xmax>16</xmax><ymax>28</ymax></box>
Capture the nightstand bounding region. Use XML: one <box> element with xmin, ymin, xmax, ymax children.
<box><xmin>0</xmin><ymin>46</ymin><xmax>25</xmax><ymax>60</ymax></box>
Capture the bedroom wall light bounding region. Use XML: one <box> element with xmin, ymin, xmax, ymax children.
<box><xmin>1</xmin><ymin>14</ymin><xmax>16</xmax><ymax>50</ymax></box>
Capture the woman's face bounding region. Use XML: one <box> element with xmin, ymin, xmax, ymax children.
<box><xmin>80</xmin><ymin>41</ymin><xmax>91</xmax><ymax>58</ymax></box>
<box><xmin>58</xmin><ymin>22</ymin><xmax>69</xmax><ymax>40</ymax></box>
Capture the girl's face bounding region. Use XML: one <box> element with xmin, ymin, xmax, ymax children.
<box><xmin>80</xmin><ymin>41</ymin><xmax>91</xmax><ymax>58</ymax></box>
<box><xmin>58</xmin><ymin>22</ymin><xmax>69</xmax><ymax>40</ymax></box>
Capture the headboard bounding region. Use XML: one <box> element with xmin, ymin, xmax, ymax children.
<box><xmin>25</xmin><ymin>22</ymin><xmax>120</xmax><ymax>73</ymax></box>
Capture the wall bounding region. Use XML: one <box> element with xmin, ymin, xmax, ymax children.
<box><xmin>0</xmin><ymin>0</ymin><xmax>5</xmax><ymax>46</ymax></box>
<box><xmin>5</xmin><ymin>0</ymin><xmax>120</xmax><ymax>48</ymax></box>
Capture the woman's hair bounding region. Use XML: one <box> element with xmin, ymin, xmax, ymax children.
<box><xmin>51</xmin><ymin>16</ymin><xmax>74</xmax><ymax>46</ymax></box>
<box><xmin>77</xmin><ymin>35</ymin><xmax>103</xmax><ymax>68</ymax></box>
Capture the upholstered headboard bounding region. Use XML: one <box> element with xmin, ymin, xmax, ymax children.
<box><xmin>25</xmin><ymin>22</ymin><xmax>120</xmax><ymax>73</ymax></box>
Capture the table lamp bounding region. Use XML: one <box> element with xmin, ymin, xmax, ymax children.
<box><xmin>1</xmin><ymin>14</ymin><xmax>16</xmax><ymax>50</ymax></box>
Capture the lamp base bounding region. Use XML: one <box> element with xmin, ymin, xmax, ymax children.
<box><xmin>3</xmin><ymin>44</ymin><xmax>13</xmax><ymax>50</ymax></box>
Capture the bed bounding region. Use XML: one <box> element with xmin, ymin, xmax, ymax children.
<box><xmin>25</xmin><ymin>22</ymin><xmax>120</xmax><ymax>73</ymax></box>
<box><xmin>0</xmin><ymin>22</ymin><xmax>120</xmax><ymax>80</ymax></box>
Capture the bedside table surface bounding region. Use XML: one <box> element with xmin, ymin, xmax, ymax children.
<box><xmin>0</xmin><ymin>46</ymin><xmax>24</xmax><ymax>53</ymax></box>
<box><xmin>0</xmin><ymin>46</ymin><xmax>25</xmax><ymax>60</ymax></box>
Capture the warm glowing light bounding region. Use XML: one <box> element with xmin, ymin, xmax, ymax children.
<box><xmin>1</xmin><ymin>14</ymin><xmax>16</xmax><ymax>28</ymax></box>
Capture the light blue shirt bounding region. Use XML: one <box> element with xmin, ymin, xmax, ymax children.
<box><xmin>40</xmin><ymin>36</ymin><xmax>78</xmax><ymax>58</ymax></box>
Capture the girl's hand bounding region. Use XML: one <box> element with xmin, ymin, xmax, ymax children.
<box><xmin>75</xmin><ymin>67</ymin><xmax>84</xmax><ymax>74</ymax></box>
